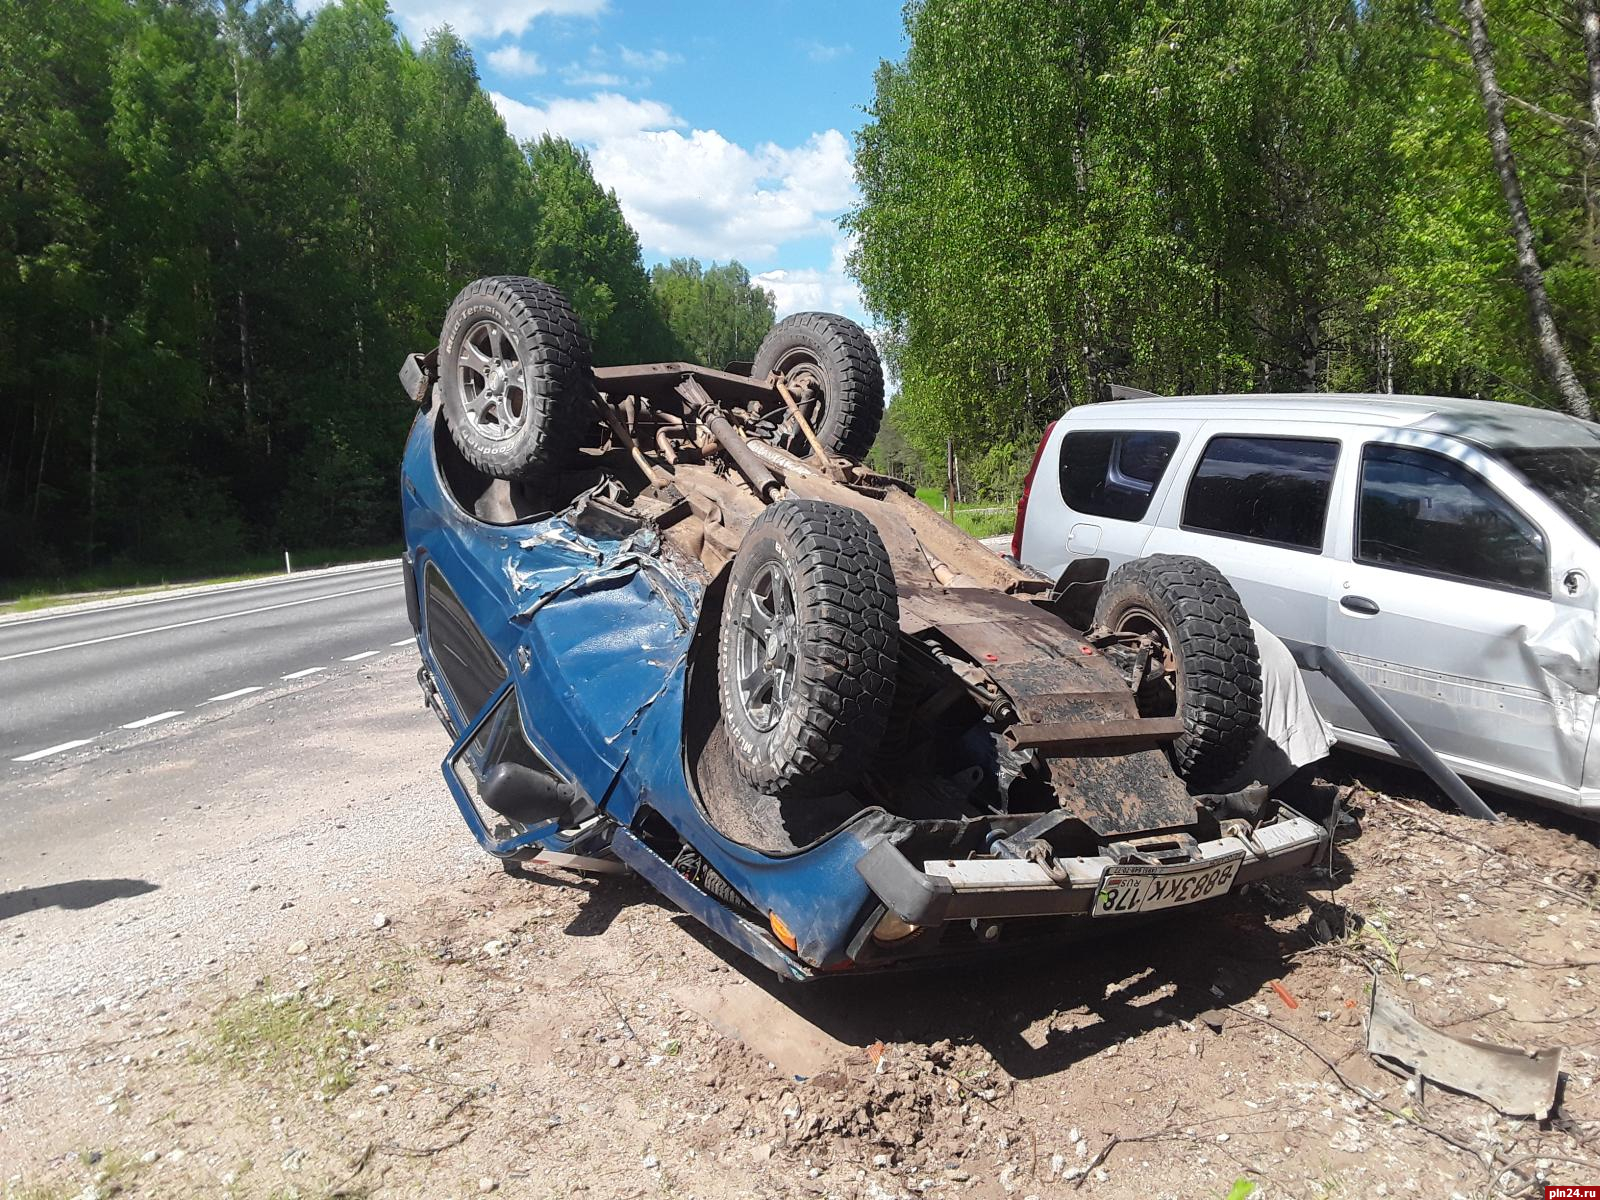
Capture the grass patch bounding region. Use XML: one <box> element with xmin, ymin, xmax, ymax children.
<box><xmin>914</xmin><ymin>488</ymin><xmax>1015</xmax><ymax>539</ymax></box>
<box><xmin>5</xmin><ymin>1183</ymin><xmax>75</xmax><ymax>1200</ymax></box>
<box><xmin>4</xmin><ymin>1149</ymin><xmax>145</xmax><ymax>1200</ymax></box>
<box><xmin>1</xmin><ymin>543</ymin><xmax>402</xmax><ymax>611</ymax></box>
<box><xmin>206</xmin><ymin>982</ymin><xmax>382</xmax><ymax>1099</ymax></box>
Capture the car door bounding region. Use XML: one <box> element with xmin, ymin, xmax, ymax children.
<box><xmin>1141</xmin><ymin>424</ymin><xmax>1347</xmax><ymax>676</ymax></box>
<box><xmin>1326</xmin><ymin>438</ymin><xmax>1588</xmax><ymax>792</ymax></box>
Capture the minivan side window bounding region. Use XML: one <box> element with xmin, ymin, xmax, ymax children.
<box><xmin>1358</xmin><ymin>445</ymin><xmax>1547</xmax><ymax>594</ymax></box>
<box><xmin>1058</xmin><ymin>430</ymin><xmax>1180</xmax><ymax>522</ymax></box>
<box><xmin>1182</xmin><ymin>435</ymin><xmax>1340</xmax><ymax>551</ymax></box>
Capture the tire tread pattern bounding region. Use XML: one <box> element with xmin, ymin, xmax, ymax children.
<box><xmin>718</xmin><ymin>499</ymin><xmax>899</xmax><ymax>798</ymax></box>
<box><xmin>1095</xmin><ymin>554</ymin><xmax>1263</xmax><ymax>788</ymax></box>
<box><xmin>751</xmin><ymin>312</ymin><xmax>884</xmax><ymax>462</ymax></box>
<box><xmin>438</xmin><ymin>275</ymin><xmax>592</xmax><ymax>480</ymax></box>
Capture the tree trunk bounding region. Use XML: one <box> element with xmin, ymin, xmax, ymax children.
<box><xmin>1583</xmin><ymin>0</ymin><xmax>1600</xmax><ymax>141</ymax></box>
<box><xmin>1461</xmin><ymin>0</ymin><xmax>1592</xmax><ymax>417</ymax></box>
<box><xmin>1300</xmin><ymin>302</ymin><xmax>1322</xmax><ymax>391</ymax></box>
<box><xmin>31</xmin><ymin>407</ymin><xmax>52</xmax><ymax>524</ymax></box>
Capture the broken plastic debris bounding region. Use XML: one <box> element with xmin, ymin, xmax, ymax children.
<box><xmin>1366</xmin><ymin>982</ymin><xmax>1561</xmax><ymax>1119</ymax></box>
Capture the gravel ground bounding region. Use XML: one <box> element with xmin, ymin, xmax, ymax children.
<box><xmin>3</xmin><ymin>655</ymin><xmax>1599</xmax><ymax>1199</ymax></box>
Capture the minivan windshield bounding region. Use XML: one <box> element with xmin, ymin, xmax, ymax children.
<box><xmin>1503</xmin><ymin>446</ymin><xmax>1600</xmax><ymax>544</ymax></box>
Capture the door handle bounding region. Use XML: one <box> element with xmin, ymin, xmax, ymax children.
<box><xmin>1340</xmin><ymin>594</ymin><xmax>1380</xmax><ymax>616</ymax></box>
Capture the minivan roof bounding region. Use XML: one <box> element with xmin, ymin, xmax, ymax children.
<box><xmin>1079</xmin><ymin>392</ymin><xmax>1600</xmax><ymax>450</ymax></box>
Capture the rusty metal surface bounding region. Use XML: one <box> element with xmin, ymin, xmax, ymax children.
<box><xmin>890</xmin><ymin>587</ymin><xmax>1198</xmax><ymax>837</ymax></box>
<box><xmin>676</xmin><ymin>376</ymin><xmax>782</xmax><ymax>501</ymax></box>
<box><xmin>1004</xmin><ymin>716</ymin><xmax>1186</xmax><ymax>756</ymax></box>
<box><xmin>878</xmin><ymin>486</ymin><xmax>1027</xmax><ymax>592</ymax></box>
<box><xmin>594</xmin><ymin>361</ymin><xmax>775</xmax><ymax>404</ymax></box>
<box><xmin>590</xmin><ymin>352</ymin><xmax>1202</xmax><ymax>842</ymax></box>
<box><xmin>1044</xmin><ymin>748</ymin><xmax>1198</xmax><ymax>837</ymax></box>
<box><xmin>784</xmin><ymin>476</ymin><xmax>940</xmax><ymax>589</ymax></box>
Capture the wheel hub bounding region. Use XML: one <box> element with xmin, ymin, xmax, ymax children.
<box><xmin>457</xmin><ymin>319</ymin><xmax>528</xmax><ymax>442</ymax></box>
<box><xmin>735</xmin><ymin>561</ymin><xmax>799</xmax><ymax>733</ymax></box>
<box><xmin>773</xmin><ymin>355</ymin><xmax>825</xmax><ymax>450</ymax></box>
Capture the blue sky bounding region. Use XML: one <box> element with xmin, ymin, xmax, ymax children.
<box><xmin>365</xmin><ymin>0</ymin><xmax>909</xmax><ymax>321</ymax></box>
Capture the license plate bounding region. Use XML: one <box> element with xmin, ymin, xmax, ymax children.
<box><xmin>1092</xmin><ymin>853</ymin><xmax>1244</xmax><ymax>917</ymax></box>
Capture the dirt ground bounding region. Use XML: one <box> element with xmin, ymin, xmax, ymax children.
<box><xmin>3</xmin><ymin>656</ymin><xmax>1599</xmax><ymax>1200</ymax></box>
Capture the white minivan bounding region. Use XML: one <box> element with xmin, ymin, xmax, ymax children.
<box><xmin>1012</xmin><ymin>393</ymin><xmax>1600</xmax><ymax>815</ymax></box>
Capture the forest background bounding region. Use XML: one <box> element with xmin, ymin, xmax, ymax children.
<box><xmin>5</xmin><ymin>0</ymin><xmax>1598</xmax><ymax>582</ymax></box>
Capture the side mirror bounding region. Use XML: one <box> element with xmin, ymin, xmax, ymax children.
<box><xmin>480</xmin><ymin>762</ymin><xmax>579</xmax><ymax>827</ymax></box>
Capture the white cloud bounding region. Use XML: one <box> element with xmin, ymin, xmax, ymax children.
<box><xmin>491</xmin><ymin>90</ymin><xmax>682</xmax><ymax>143</ymax></box>
<box><xmin>755</xmin><ymin>236</ymin><xmax>864</xmax><ymax>321</ymax></box>
<box><xmin>561</xmin><ymin>68</ymin><xmax>626</xmax><ymax>87</ymax></box>
<box><xmin>617</xmin><ymin>45</ymin><xmax>682</xmax><ymax>71</ymax></box>
<box><xmin>593</xmin><ymin>127</ymin><xmax>856</xmax><ymax>261</ymax></box>
<box><xmin>487</xmin><ymin>44</ymin><xmax>544</xmax><ymax>75</ymax></box>
<box><xmin>384</xmin><ymin>0</ymin><xmax>606</xmax><ymax>42</ymax></box>
<box><xmin>490</xmin><ymin>88</ymin><xmax>859</xmax><ymax>304</ymax></box>
<box><xmin>802</xmin><ymin>40</ymin><xmax>852</xmax><ymax>63</ymax></box>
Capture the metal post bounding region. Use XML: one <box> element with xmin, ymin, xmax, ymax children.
<box><xmin>284</xmin><ymin>549</ymin><xmax>292</xmax><ymax>575</ymax></box>
<box><xmin>945</xmin><ymin>438</ymin><xmax>955</xmax><ymax>517</ymax></box>
<box><xmin>1284</xmin><ymin>640</ymin><xmax>1498</xmax><ymax>821</ymax></box>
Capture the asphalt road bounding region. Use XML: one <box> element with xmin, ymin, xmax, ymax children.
<box><xmin>0</xmin><ymin>561</ymin><xmax>412</xmax><ymax>775</ymax></box>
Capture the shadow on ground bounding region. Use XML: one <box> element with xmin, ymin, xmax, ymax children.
<box><xmin>669</xmin><ymin>891</ymin><xmax>1332</xmax><ymax>1081</ymax></box>
<box><xmin>0</xmin><ymin>877</ymin><xmax>158</xmax><ymax>922</ymax></box>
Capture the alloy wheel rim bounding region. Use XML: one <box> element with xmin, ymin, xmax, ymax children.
<box><xmin>734</xmin><ymin>561</ymin><xmax>799</xmax><ymax>732</ymax></box>
<box><xmin>456</xmin><ymin>318</ymin><xmax>529</xmax><ymax>442</ymax></box>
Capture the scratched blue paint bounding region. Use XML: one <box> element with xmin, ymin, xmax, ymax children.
<box><xmin>402</xmin><ymin>410</ymin><xmax>886</xmax><ymax>974</ymax></box>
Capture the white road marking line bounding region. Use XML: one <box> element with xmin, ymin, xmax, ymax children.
<box><xmin>121</xmin><ymin>710</ymin><xmax>184</xmax><ymax>730</ymax></box>
<box><xmin>202</xmin><ymin>686</ymin><xmax>263</xmax><ymax>704</ymax></box>
<box><xmin>341</xmin><ymin>650</ymin><xmax>380</xmax><ymax>662</ymax></box>
<box><xmin>0</xmin><ymin>559</ymin><xmax>399</xmax><ymax>628</ymax></box>
<box><xmin>0</xmin><ymin>581</ymin><xmax>401</xmax><ymax>663</ymax></box>
<box><xmin>13</xmin><ymin>738</ymin><xmax>92</xmax><ymax>763</ymax></box>
<box><xmin>391</xmin><ymin>636</ymin><xmax>417</xmax><ymax>647</ymax></box>
<box><xmin>281</xmin><ymin>666</ymin><xmax>325</xmax><ymax>680</ymax></box>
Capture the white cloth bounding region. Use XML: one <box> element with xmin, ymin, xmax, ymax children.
<box><xmin>1218</xmin><ymin>619</ymin><xmax>1335</xmax><ymax>792</ymax></box>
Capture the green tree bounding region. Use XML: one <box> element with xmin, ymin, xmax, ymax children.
<box><xmin>848</xmin><ymin>0</ymin><xmax>1600</xmax><ymax>475</ymax></box>
<box><xmin>520</xmin><ymin>135</ymin><xmax>675</xmax><ymax>364</ymax></box>
<box><xmin>649</xmin><ymin>258</ymin><xmax>776</xmax><ymax>367</ymax></box>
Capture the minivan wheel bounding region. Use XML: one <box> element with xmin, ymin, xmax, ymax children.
<box><xmin>718</xmin><ymin>499</ymin><xmax>899</xmax><ymax>798</ymax></box>
<box><xmin>1093</xmin><ymin>555</ymin><xmax>1262</xmax><ymax>788</ymax></box>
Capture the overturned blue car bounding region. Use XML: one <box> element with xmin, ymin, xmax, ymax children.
<box><xmin>397</xmin><ymin>275</ymin><xmax>1328</xmax><ymax>979</ymax></box>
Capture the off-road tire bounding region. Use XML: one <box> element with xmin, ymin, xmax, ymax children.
<box><xmin>751</xmin><ymin>312</ymin><xmax>883</xmax><ymax>462</ymax></box>
<box><xmin>1094</xmin><ymin>555</ymin><xmax>1262</xmax><ymax>788</ymax></box>
<box><xmin>718</xmin><ymin>500</ymin><xmax>899</xmax><ymax>798</ymax></box>
<box><xmin>438</xmin><ymin>276</ymin><xmax>592</xmax><ymax>481</ymax></box>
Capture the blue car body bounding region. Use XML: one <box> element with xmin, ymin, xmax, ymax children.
<box><xmin>402</xmin><ymin>406</ymin><xmax>900</xmax><ymax>978</ymax></box>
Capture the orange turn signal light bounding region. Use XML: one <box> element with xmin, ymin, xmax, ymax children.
<box><xmin>768</xmin><ymin>911</ymin><xmax>798</xmax><ymax>951</ymax></box>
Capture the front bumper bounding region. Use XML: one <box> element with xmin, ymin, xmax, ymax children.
<box><xmin>856</xmin><ymin>812</ymin><xmax>1328</xmax><ymax>926</ymax></box>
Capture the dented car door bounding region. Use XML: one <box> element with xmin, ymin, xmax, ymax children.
<box><xmin>1325</xmin><ymin>435</ymin><xmax>1599</xmax><ymax>798</ymax></box>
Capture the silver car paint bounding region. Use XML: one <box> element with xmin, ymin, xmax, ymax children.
<box><xmin>1017</xmin><ymin>394</ymin><xmax>1600</xmax><ymax>814</ymax></box>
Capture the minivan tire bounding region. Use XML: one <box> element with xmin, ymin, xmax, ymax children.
<box><xmin>718</xmin><ymin>499</ymin><xmax>899</xmax><ymax>798</ymax></box>
<box><xmin>1093</xmin><ymin>555</ymin><xmax>1262</xmax><ymax>788</ymax></box>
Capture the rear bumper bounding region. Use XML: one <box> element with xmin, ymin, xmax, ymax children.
<box><xmin>857</xmin><ymin>813</ymin><xmax>1328</xmax><ymax>925</ymax></box>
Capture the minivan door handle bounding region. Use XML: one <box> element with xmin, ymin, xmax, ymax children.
<box><xmin>1340</xmin><ymin>594</ymin><xmax>1380</xmax><ymax>616</ymax></box>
